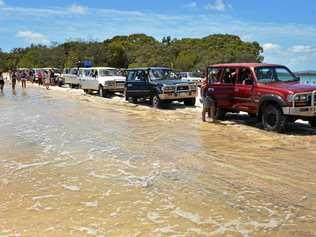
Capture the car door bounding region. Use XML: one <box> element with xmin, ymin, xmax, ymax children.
<box><xmin>126</xmin><ymin>70</ymin><xmax>150</xmax><ymax>98</ymax></box>
<box><xmin>80</xmin><ymin>69</ymin><xmax>95</xmax><ymax>90</ymax></box>
<box><xmin>234</xmin><ymin>67</ymin><xmax>257</xmax><ymax>113</ymax></box>
<box><xmin>208</xmin><ymin>67</ymin><xmax>235</xmax><ymax>109</ymax></box>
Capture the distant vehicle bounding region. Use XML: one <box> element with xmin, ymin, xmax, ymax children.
<box><xmin>63</xmin><ymin>68</ymin><xmax>80</xmax><ymax>88</ymax></box>
<box><xmin>207</xmin><ymin>63</ymin><xmax>316</xmax><ymax>132</ymax></box>
<box><xmin>125</xmin><ymin>67</ymin><xmax>197</xmax><ymax>108</ymax></box>
<box><xmin>58</xmin><ymin>68</ymin><xmax>70</xmax><ymax>85</ymax></box>
<box><xmin>32</xmin><ymin>68</ymin><xmax>60</xmax><ymax>83</ymax></box>
<box><xmin>180</xmin><ymin>71</ymin><xmax>203</xmax><ymax>85</ymax></box>
<box><xmin>80</xmin><ymin>67</ymin><xmax>126</xmax><ymax>97</ymax></box>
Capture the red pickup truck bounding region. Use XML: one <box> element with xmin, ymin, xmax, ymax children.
<box><xmin>207</xmin><ymin>63</ymin><xmax>316</xmax><ymax>132</ymax></box>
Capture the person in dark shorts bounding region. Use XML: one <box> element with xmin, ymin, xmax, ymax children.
<box><xmin>21</xmin><ymin>71</ymin><xmax>28</xmax><ymax>89</ymax></box>
<box><xmin>0</xmin><ymin>72</ymin><xmax>4</xmax><ymax>93</ymax></box>
<box><xmin>11</xmin><ymin>70</ymin><xmax>17</xmax><ymax>91</ymax></box>
<box><xmin>201</xmin><ymin>78</ymin><xmax>216</xmax><ymax>122</ymax></box>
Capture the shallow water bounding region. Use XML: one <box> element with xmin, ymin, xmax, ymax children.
<box><xmin>0</xmin><ymin>86</ymin><xmax>315</xmax><ymax>236</ymax></box>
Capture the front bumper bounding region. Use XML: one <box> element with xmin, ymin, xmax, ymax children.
<box><xmin>283</xmin><ymin>90</ymin><xmax>316</xmax><ymax>117</ymax></box>
<box><xmin>282</xmin><ymin>106</ymin><xmax>316</xmax><ymax>117</ymax></box>
<box><xmin>159</xmin><ymin>91</ymin><xmax>197</xmax><ymax>100</ymax></box>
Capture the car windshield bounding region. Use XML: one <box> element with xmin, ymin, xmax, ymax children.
<box><xmin>188</xmin><ymin>72</ymin><xmax>202</xmax><ymax>78</ymax></box>
<box><xmin>255</xmin><ymin>66</ymin><xmax>298</xmax><ymax>83</ymax></box>
<box><xmin>99</xmin><ymin>69</ymin><xmax>119</xmax><ymax>77</ymax></box>
<box><xmin>149</xmin><ymin>69</ymin><xmax>178</xmax><ymax>80</ymax></box>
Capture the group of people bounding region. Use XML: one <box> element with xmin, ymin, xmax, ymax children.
<box><xmin>0</xmin><ymin>69</ymin><xmax>55</xmax><ymax>94</ymax></box>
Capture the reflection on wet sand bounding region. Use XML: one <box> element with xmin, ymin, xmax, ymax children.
<box><xmin>0</xmin><ymin>85</ymin><xmax>315</xmax><ymax>236</ymax></box>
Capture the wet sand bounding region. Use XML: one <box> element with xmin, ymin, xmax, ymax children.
<box><xmin>0</xmin><ymin>84</ymin><xmax>315</xmax><ymax>236</ymax></box>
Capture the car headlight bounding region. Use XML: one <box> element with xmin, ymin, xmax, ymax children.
<box><xmin>288</xmin><ymin>94</ymin><xmax>309</xmax><ymax>102</ymax></box>
<box><xmin>189</xmin><ymin>85</ymin><xmax>197</xmax><ymax>90</ymax></box>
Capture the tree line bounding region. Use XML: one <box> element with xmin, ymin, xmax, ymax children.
<box><xmin>0</xmin><ymin>34</ymin><xmax>264</xmax><ymax>72</ymax></box>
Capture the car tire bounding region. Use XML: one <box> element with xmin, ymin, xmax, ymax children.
<box><xmin>215</xmin><ymin>107</ymin><xmax>227</xmax><ymax>120</ymax></box>
<box><xmin>124</xmin><ymin>89</ymin><xmax>129</xmax><ymax>101</ymax></box>
<box><xmin>152</xmin><ymin>95</ymin><xmax>162</xmax><ymax>108</ymax></box>
<box><xmin>262</xmin><ymin>104</ymin><xmax>286</xmax><ymax>132</ymax></box>
<box><xmin>184</xmin><ymin>98</ymin><xmax>196</xmax><ymax>106</ymax></box>
<box><xmin>99</xmin><ymin>85</ymin><xmax>105</xmax><ymax>97</ymax></box>
<box><xmin>309</xmin><ymin>118</ymin><xmax>316</xmax><ymax>127</ymax></box>
<box><xmin>131</xmin><ymin>97</ymin><xmax>138</xmax><ymax>103</ymax></box>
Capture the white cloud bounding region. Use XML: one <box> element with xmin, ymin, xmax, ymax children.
<box><xmin>0</xmin><ymin>0</ymin><xmax>5</xmax><ymax>7</ymax></box>
<box><xmin>69</xmin><ymin>4</ymin><xmax>88</xmax><ymax>14</ymax></box>
<box><xmin>263</xmin><ymin>43</ymin><xmax>281</xmax><ymax>51</ymax></box>
<box><xmin>17</xmin><ymin>31</ymin><xmax>48</xmax><ymax>43</ymax></box>
<box><xmin>289</xmin><ymin>45</ymin><xmax>316</xmax><ymax>54</ymax></box>
<box><xmin>184</xmin><ymin>2</ymin><xmax>197</xmax><ymax>8</ymax></box>
<box><xmin>205</xmin><ymin>0</ymin><xmax>232</xmax><ymax>11</ymax></box>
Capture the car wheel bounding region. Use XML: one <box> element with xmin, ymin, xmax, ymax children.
<box><xmin>99</xmin><ymin>85</ymin><xmax>105</xmax><ymax>97</ymax></box>
<box><xmin>262</xmin><ymin>104</ymin><xmax>286</xmax><ymax>132</ymax></box>
<box><xmin>184</xmin><ymin>98</ymin><xmax>196</xmax><ymax>106</ymax></box>
<box><xmin>124</xmin><ymin>89</ymin><xmax>129</xmax><ymax>101</ymax></box>
<box><xmin>132</xmin><ymin>97</ymin><xmax>138</xmax><ymax>103</ymax></box>
<box><xmin>309</xmin><ymin>118</ymin><xmax>316</xmax><ymax>127</ymax></box>
<box><xmin>152</xmin><ymin>95</ymin><xmax>162</xmax><ymax>108</ymax></box>
<box><xmin>215</xmin><ymin>107</ymin><xmax>226</xmax><ymax>120</ymax></box>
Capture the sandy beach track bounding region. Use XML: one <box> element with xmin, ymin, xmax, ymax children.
<box><xmin>0</xmin><ymin>84</ymin><xmax>315</xmax><ymax>236</ymax></box>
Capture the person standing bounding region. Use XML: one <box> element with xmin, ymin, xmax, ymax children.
<box><xmin>29</xmin><ymin>70</ymin><xmax>35</xmax><ymax>83</ymax></box>
<box><xmin>201</xmin><ymin>78</ymin><xmax>216</xmax><ymax>122</ymax></box>
<box><xmin>38</xmin><ymin>70</ymin><xmax>43</xmax><ymax>86</ymax></box>
<box><xmin>0</xmin><ymin>72</ymin><xmax>5</xmax><ymax>94</ymax></box>
<box><xmin>21</xmin><ymin>70</ymin><xmax>27</xmax><ymax>89</ymax></box>
<box><xmin>11</xmin><ymin>70</ymin><xmax>17</xmax><ymax>91</ymax></box>
<box><xmin>44</xmin><ymin>71</ymin><xmax>50</xmax><ymax>90</ymax></box>
<box><xmin>49</xmin><ymin>69</ymin><xmax>55</xmax><ymax>86</ymax></box>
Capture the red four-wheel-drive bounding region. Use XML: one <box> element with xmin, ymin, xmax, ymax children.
<box><xmin>207</xmin><ymin>63</ymin><xmax>316</xmax><ymax>132</ymax></box>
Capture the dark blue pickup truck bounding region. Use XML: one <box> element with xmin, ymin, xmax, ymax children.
<box><xmin>125</xmin><ymin>67</ymin><xmax>198</xmax><ymax>108</ymax></box>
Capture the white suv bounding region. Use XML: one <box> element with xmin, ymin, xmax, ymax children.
<box><xmin>80</xmin><ymin>67</ymin><xmax>126</xmax><ymax>97</ymax></box>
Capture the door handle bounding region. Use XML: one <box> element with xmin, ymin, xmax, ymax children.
<box><xmin>127</xmin><ymin>84</ymin><xmax>133</xmax><ymax>87</ymax></box>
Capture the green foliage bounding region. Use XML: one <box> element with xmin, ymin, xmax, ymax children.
<box><xmin>0</xmin><ymin>34</ymin><xmax>264</xmax><ymax>72</ymax></box>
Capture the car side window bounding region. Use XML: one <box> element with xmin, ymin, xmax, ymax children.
<box><xmin>127</xmin><ymin>71</ymin><xmax>136</xmax><ymax>81</ymax></box>
<box><xmin>222</xmin><ymin>68</ymin><xmax>236</xmax><ymax>84</ymax></box>
<box><xmin>135</xmin><ymin>70</ymin><xmax>148</xmax><ymax>81</ymax></box>
<box><xmin>181</xmin><ymin>73</ymin><xmax>187</xmax><ymax>78</ymax></box>
<box><xmin>208</xmin><ymin>67</ymin><xmax>222</xmax><ymax>84</ymax></box>
<box><xmin>237</xmin><ymin>68</ymin><xmax>254</xmax><ymax>85</ymax></box>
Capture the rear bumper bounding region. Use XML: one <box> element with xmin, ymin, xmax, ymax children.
<box><xmin>159</xmin><ymin>91</ymin><xmax>197</xmax><ymax>100</ymax></box>
<box><xmin>104</xmin><ymin>82</ymin><xmax>125</xmax><ymax>92</ymax></box>
<box><xmin>282</xmin><ymin>106</ymin><xmax>316</xmax><ymax>117</ymax></box>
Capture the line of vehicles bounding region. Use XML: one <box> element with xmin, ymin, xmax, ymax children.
<box><xmin>24</xmin><ymin>63</ymin><xmax>316</xmax><ymax>132</ymax></box>
<box><xmin>59</xmin><ymin>67</ymin><xmax>200</xmax><ymax>107</ymax></box>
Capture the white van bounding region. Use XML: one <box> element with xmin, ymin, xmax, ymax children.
<box><xmin>64</xmin><ymin>68</ymin><xmax>80</xmax><ymax>88</ymax></box>
<box><xmin>80</xmin><ymin>67</ymin><xmax>126</xmax><ymax>97</ymax></box>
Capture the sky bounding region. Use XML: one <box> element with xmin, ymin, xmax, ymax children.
<box><xmin>0</xmin><ymin>0</ymin><xmax>316</xmax><ymax>71</ymax></box>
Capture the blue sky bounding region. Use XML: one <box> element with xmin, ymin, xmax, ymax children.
<box><xmin>0</xmin><ymin>0</ymin><xmax>316</xmax><ymax>70</ymax></box>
